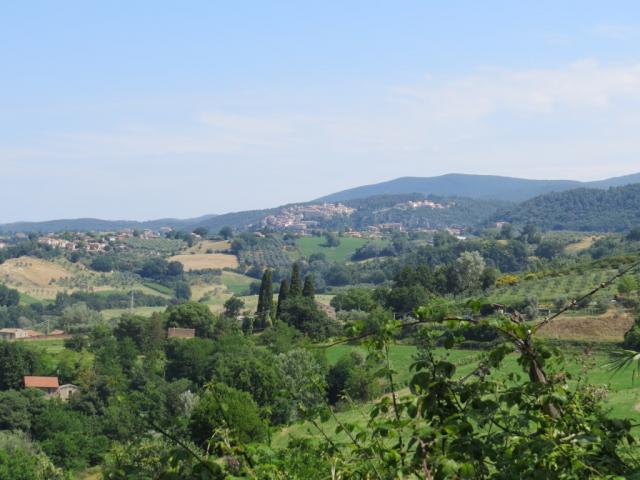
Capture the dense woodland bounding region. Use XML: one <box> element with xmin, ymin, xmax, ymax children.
<box><xmin>501</xmin><ymin>184</ymin><xmax>640</xmax><ymax>232</ymax></box>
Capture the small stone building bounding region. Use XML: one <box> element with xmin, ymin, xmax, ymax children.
<box><xmin>0</xmin><ymin>328</ymin><xmax>31</xmax><ymax>341</ymax></box>
<box><xmin>54</xmin><ymin>384</ymin><xmax>79</xmax><ymax>401</ymax></box>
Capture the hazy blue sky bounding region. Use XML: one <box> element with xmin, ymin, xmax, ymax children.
<box><xmin>2</xmin><ymin>1</ymin><xmax>640</xmax><ymax>222</ymax></box>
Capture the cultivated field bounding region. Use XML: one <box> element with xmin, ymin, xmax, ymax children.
<box><xmin>169</xmin><ymin>253</ymin><xmax>239</xmax><ymax>271</ymax></box>
<box><xmin>536</xmin><ymin>309</ymin><xmax>634</xmax><ymax>342</ymax></box>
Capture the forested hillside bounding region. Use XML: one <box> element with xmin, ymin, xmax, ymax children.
<box><xmin>500</xmin><ymin>183</ymin><xmax>640</xmax><ymax>231</ymax></box>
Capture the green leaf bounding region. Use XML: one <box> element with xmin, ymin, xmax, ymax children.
<box><xmin>409</xmin><ymin>371</ymin><xmax>432</xmax><ymax>394</ymax></box>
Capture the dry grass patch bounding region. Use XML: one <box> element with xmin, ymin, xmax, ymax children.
<box><xmin>170</xmin><ymin>253</ymin><xmax>238</xmax><ymax>271</ymax></box>
<box><xmin>537</xmin><ymin>308</ymin><xmax>633</xmax><ymax>342</ymax></box>
<box><xmin>0</xmin><ymin>257</ymin><xmax>75</xmax><ymax>299</ymax></box>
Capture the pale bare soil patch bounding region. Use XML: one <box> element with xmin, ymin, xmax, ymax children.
<box><xmin>565</xmin><ymin>235</ymin><xmax>601</xmax><ymax>254</ymax></box>
<box><xmin>169</xmin><ymin>253</ymin><xmax>238</xmax><ymax>271</ymax></box>
<box><xmin>536</xmin><ymin>308</ymin><xmax>633</xmax><ymax>342</ymax></box>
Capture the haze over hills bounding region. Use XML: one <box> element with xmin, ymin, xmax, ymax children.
<box><xmin>1</xmin><ymin>172</ymin><xmax>639</xmax><ymax>233</ymax></box>
<box><xmin>315</xmin><ymin>172</ymin><xmax>640</xmax><ymax>203</ymax></box>
<box><xmin>0</xmin><ymin>216</ymin><xmax>217</xmax><ymax>235</ymax></box>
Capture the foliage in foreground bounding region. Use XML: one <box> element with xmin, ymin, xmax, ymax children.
<box><xmin>104</xmin><ymin>300</ymin><xmax>639</xmax><ymax>479</ymax></box>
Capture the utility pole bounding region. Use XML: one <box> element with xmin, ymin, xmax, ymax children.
<box><xmin>130</xmin><ymin>290</ymin><xmax>134</xmax><ymax>313</ymax></box>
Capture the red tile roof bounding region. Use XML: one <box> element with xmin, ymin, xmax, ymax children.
<box><xmin>168</xmin><ymin>327</ymin><xmax>196</xmax><ymax>339</ymax></box>
<box><xmin>24</xmin><ymin>376</ymin><xmax>59</xmax><ymax>389</ymax></box>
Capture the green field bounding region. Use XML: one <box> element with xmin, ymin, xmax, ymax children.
<box><xmin>273</xmin><ymin>343</ymin><xmax>640</xmax><ymax>448</ymax></box>
<box><xmin>21</xmin><ymin>338</ymin><xmax>67</xmax><ymax>354</ymax></box>
<box><xmin>297</xmin><ymin>236</ymin><xmax>381</xmax><ymax>263</ymax></box>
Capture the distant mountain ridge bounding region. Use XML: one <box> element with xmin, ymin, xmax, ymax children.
<box><xmin>0</xmin><ymin>216</ymin><xmax>217</xmax><ymax>234</ymax></box>
<box><xmin>1</xmin><ymin>172</ymin><xmax>639</xmax><ymax>233</ymax></box>
<box><xmin>315</xmin><ymin>173</ymin><xmax>640</xmax><ymax>203</ymax></box>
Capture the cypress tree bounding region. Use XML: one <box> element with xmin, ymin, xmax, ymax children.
<box><xmin>256</xmin><ymin>275</ymin><xmax>265</xmax><ymax>326</ymax></box>
<box><xmin>256</xmin><ymin>269</ymin><xmax>274</xmax><ymax>328</ymax></box>
<box><xmin>302</xmin><ymin>274</ymin><xmax>315</xmax><ymax>300</ymax></box>
<box><xmin>276</xmin><ymin>278</ymin><xmax>289</xmax><ymax>319</ymax></box>
<box><xmin>289</xmin><ymin>262</ymin><xmax>302</xmax><ymax>297</ymax></box>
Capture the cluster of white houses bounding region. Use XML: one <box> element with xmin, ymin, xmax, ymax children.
<box><xmin>262</xmin><ymin>203</ymin><xmax>356</xmax><ymax>232</ymax></box>
<box><xmin>33</xmin><ymin>228</ymin><xmax>170</xmax><ymax>253</ymax></box>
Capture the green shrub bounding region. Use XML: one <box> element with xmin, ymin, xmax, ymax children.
<box><xmin>189</xmin><ymin>383</ymin><xmax>266</xmax><ymax>447</ymax></box>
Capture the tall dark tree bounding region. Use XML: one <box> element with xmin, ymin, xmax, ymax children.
<box><xmin>256</xmin><ymin>270</ymin><xmax>274</xmax><ymax>328</ymax></box>
<box><xmin>276</xmin><ymin>279</ymin><xmax>290</xmax><ymax>319</ymax></box>
<box><xmin>302</xmin><ymin>274</ymin><xmax>315</xmax><ymax>300</ymax></box>
<box><xmin>289</xmin><ymin>262</ymin><xmax>302</xmax><ymax>297</ymax></box>
<box><xmin>0</xmin><ymin>284</ymin><xmax>19</xmax><ymax>307</ymax></box>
